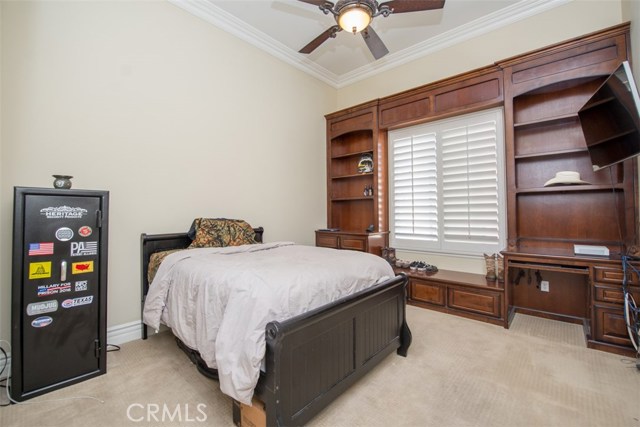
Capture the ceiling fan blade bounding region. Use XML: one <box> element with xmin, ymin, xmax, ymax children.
<box><xmin>299</xmin><ymin>25</ymin><xmax>341</xmax><ymax>54</ymax></box>
<box><xmin>361</xmin><ymin>27</ymin><xmax>389</xmax><ymax>60</ymax></box>
<box><xmin>297</xmin><ymin>0</ymin><xmax>331</xmax><ymax>6</ymax></box>
<box><xmin>381</xmin><ymin>0</ymin><xmax>445</xmax><ymax>13</ymax></box>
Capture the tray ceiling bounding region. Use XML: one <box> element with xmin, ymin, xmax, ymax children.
<box><xmin>169</xmin><ymin>0</ymin><xmax>570</xmax><ymax>87</ymax></box>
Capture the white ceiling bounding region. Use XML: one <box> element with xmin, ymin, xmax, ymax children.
<box><xmin>169</xmin><ymin>0</ymin><xmax>570</xmax><ymax>87</ymax></box>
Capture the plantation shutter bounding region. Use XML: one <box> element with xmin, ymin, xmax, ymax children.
<box><xmin>391</xmin><ymin>132</ymin><xmax>438</xmax><ymax>243</ymax></box>
<box><xmin>389</xmin><ymin>108</ymin><xmax>505</xmax><ymax>255</ymax></box>
<box><xmin>440</xmin><ymin>119</ymin><xmax>500</xmax><ymax>248</ymax></box>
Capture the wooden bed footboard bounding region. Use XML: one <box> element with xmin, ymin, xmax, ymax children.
<box><xmin>256</xmin><ymin>273</ymin><xmax>410</xmax><ymax>426</ymax></box>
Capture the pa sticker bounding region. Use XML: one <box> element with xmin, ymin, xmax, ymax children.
<box><xmin>29</xmin><ymin>261</ymin><xmax>52</xmax><ymax>279</ymax></box>
<box><xmin>71</xmin><ymin>241</ymin><xmax>98</xmax><ymax>256</ymax></box>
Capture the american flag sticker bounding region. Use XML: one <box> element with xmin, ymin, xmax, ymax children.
<box><xmin>28</xmin><ymin>242</ymin><xmax>54</xmax><ymax>256</ymax></box>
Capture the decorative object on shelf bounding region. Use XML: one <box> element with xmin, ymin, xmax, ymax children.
<box><xmin>363</xmin><ymin>185</ymin><xmax>374</xmax><ymax>197</ymax></box>
<box><xmin>357</xmin><ymin>153</ymin><xmax>373</xmax><ymax>173</ymax></box>
<box><xmin>365</xmin><ymin>224</ymin><xmax>374</xmax><ymax>232</ymax></box>
<box><xmin>381</xmin><ymin>247</ymin><xmax>396</xmax><ymax>265</ymax></box>
<box><xmin>484</xmin><ymin>253</ymin><xmax>497</xmax><ymax>281</ymax></box>
<box><xmin>496</xmin><ymin>253</ymin><xmax>505</xmax><ymax>283</ymax></box>
<box><xmin>543</xmin><ymin>171</ymin><xmax>589</xmax><ymax>187</ymax></box>
<box><xmin>52</xmin><ymin>175</ymin><xmax>73</xmax><ymax>189</ymax></box>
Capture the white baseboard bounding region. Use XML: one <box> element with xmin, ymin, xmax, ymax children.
<box><xmin>0</xmin><ymin>320</ymin><xmax>146</xmax><ymax>381</ymax></box>
<box><xmin>106</xmin><ymin>320</ymin><xmax>144</xmax><ymax>346</ymax></box>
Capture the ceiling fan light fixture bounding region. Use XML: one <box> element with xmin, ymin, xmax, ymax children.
<box><xmin>338</xmin><ymin>5</ymin><xmax>372</xmax><ymax>34</ymax></box>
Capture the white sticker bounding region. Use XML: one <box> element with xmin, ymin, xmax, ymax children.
<box><xmin>55</xmin><ymin>227</ymin><xmax>74</xmax><ymax>241</ymax></box>
<box><xmin>62</xmin><ymin>296</ymin><xmax>93</xmax><ymax>308</ymax></box>
<box><xmin>26</xmin><ymin>300</ymin><xmax>58</xmax><ymax>316</ymax></box>
<box><xmin>40</xmin><ymin>206</ymin><xmax>88</xmax><ymax>219</ymax></box>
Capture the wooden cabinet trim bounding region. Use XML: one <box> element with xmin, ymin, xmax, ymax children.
<box><xmin>448</xmin><ymin>286</ymin><xmax>502</xmax><ymax>318</ymax></box>
<box><xmin>378</xmin><ymin>69</ymin><xmax>503</xmax><ymax>130</ymax></box>
<box><xmin>401</xmin><ymin>269</ymin><xmax>504</xmax><ymax>323</ymax></box>
<box><xmin>593</xmin><ymin>304</ymin><xmax>633</xmax><ymax>347</ymax></box>
<box><xmin>409</xmin><ymin>279</ymin><xmax>446</xmax><ymax>306</ymax></box>
<box><xmin>593</xmin><ymin>266</ymin><xmax>638</xmax><ymax>285</ymax></box>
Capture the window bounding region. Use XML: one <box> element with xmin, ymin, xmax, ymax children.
<box><xmin>388</xmin><ymin>108</ymin><xmax>506</xmax><ymax>256</ymax></box>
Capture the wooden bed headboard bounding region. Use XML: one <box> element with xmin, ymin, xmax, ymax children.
<box><xmin>140</xmin><ymin>226</ymin><xmax>264</xmax><ymax>339</ymax></box>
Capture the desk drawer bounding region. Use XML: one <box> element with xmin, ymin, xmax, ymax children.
<box><xmin>594</xmin><ymin>284</ymin><xmax>640</xmax><ymax>305</ymax></box>
<box><xmin>593</xmin><ymin>266</ymin><xmax>638</xmax><ymax>285</ymax></box>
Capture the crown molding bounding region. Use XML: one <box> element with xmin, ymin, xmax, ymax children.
<box><xmin>168</xmin><ymin>0</ymin><xmax>571</xmax><ymax>89</ymax></box>
<box><xmin>168</xmin><ymin>0</ymin><xmax>341</xmax><ymax>86</ymax></box>
<box><xmin>336</xmin><ymin>0</ymin><xmax>572</xmax><ymax>87</ymax></box>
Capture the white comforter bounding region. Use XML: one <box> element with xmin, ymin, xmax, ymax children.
<box><xmin>142</xmin><ymin>242</ymin><xmax>394</xmax><ymax>404</ymax></box>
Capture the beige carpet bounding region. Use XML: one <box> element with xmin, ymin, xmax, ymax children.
<box><xmin>1</xmin><ymin>307</ymin><xmax>639</xmax><ymax>427</ymax></box>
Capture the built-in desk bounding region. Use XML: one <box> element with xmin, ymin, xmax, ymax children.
<box><xmin>503</xmin><ymin>248</ymin><xmax>639</xmax><ymax>357</ymax></box>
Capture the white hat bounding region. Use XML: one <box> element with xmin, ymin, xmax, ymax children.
<box><xmin>543</xmin><ymin>171</ymin><xmax>590</xmax><ymax>187</ymax></box>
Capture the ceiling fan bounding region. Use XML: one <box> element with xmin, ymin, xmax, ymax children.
<box><xmin>298</xmin><ymin>0</ymin><xmax>446</xmax><ymax>60</ymax></box>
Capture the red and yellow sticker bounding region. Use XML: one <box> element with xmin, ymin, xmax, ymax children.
<box><xmin>71</xmin><ymin>261</ymin><xmax>94</xmax><ymax>274</ymax></box>
<box><xmin>29</xmin><ymin>262</ymin><xmax>52</xmax><ymax>279</ymax></box>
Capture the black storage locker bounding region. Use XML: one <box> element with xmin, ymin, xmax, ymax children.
<box><xmin>11</xmin><ymin>187</ymin><xmax>109</xmax><ymax>401</ymax></box>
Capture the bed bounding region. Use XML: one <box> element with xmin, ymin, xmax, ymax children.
<box><xmin>140</xmin><ymin>219</ymin><xmax>411</xmax><ymax>426</ymax></box>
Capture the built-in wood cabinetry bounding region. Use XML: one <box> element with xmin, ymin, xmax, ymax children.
<box><xmin>398</xmin><ymin>268</ymin><xmax>505</xmax><ymax>327</ymax></box>
<box><xmin>320</xmin><ymin>101</ymin><xmax>388</xmax><ymax>255</ymax></box>
<box><xmin>377</xmin><ymin>66</ymin><xmax>503</xmax><ymax>130</ymax></box>
<box><xmin>315</xmin><ymin>230</ymin><xmax>387</xmax><ymax>255</ymax></box>
<box><xmin>322</xmin><ymin>22</ymin><xmax>638</xmax><ymax>356</ymax></box>
<box><xmin>499</xmin><ymin>24</ymin><xmax>637</xmax><ymax>255</ymax></box>
<box><xmin>498</xmin><ymin>23</ymin><xmax>638</xmax><ymax>356</ymax></box>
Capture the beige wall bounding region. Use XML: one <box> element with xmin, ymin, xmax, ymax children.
<box><xmin>622</xmin><ymin>0</ymin><xmax>640</xmax><ymax>76</ymax></box>
<box><xmin>0</xmin><ymin>0</ymin><xmax>634</xmax><ymax>345</ymax></box>
<box><xmin>0</xmin><ymin>1</ymin><xmax>335</xmax><ymax>342</ymax></box>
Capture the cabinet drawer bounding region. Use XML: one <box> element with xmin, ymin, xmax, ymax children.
<box><xmin>448</xmin><ymin>287</ymin><xmax>501</xmax><ymax>318</ymax></box>
<box><xmin>594</xmin><ymin>285</ymin><xmax>624</xmax><ymax>304</ymax></box>
<box><xmin>592</xmin><ymin>305</ymin><xmax>633</xmax><ymax>347</ymax></box>
<box><xmin>316</xmin><ymin>234</ymin><xmax>339</xmax><ymax>248</ymax></box>
<box><xmin>339</xmin><ymin>237</ymin><xmax>366</xmax><ymax>251</ymax></box>
<box><xmin>593</xmin><ymin>266</ymin><xmax>638</xmax><ymax>285</ymax></box>
<box><xmin>410</xmin><ymin>279</ymin><xmax>445</xmax><ymax>306</ymax></box>
<box><xmin>594</xmin><ymin>285</ymin><xmax>640</xmax><ymax>305</ymax></box>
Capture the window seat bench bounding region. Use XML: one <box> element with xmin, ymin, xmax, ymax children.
<box><xmin>395</xmin><ymin>267</ymin><xmax>506</xmax><ymax>327</ymax></box>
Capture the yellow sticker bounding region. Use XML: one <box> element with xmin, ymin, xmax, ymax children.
<box><xmin>71</xmin><ymin>261</ymin><xmax>94</xmax><ymax>274</ymax></box>
<box><xmin>29</xmin><ymin>262</ymin><xmax>52</xmax><ymax>279</ymax></box>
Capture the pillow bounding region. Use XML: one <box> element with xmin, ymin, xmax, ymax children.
<box><xmin>187</xmin><ymin>218</ymin><xmax>257</xmax><ymax>249</ymax></box>
<box><xmin>148</xmin><ymin>249</ymin><xmax>183</xmax><ymax>284</ymax></box>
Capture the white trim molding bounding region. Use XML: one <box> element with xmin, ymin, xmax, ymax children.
<box><xmin>106</xmin><ymin>320</ymin><xmax>144</xmax><ymax>346</ymax></box>
<box><xmin>168</xmin><ymin>0</ymin><xmax>571</xmax><ymax>88</ymax></box>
